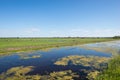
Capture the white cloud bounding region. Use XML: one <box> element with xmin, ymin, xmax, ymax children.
<box><xmin>0</xmin><ymin>27</ymin><xmax>41</xmax><ymax>37</ymax></box>
<box><xmin>24</xmin><ymin>28</ymin><xmax>40</xmax><ymax>34</ymax></box>
<box><xmin>0</xmin><ymin>27</ymin><xmax>119</xmax><ymax>37</ymax></box>
<box><xmin>41</xmin><ymin>28</ymin><xmax>120</xmax><ymax>37</ymax></box>
<box><xmin>69</xmin><ymin>28</ymin><xmax>120</xmax><ymax>37</ymax></box>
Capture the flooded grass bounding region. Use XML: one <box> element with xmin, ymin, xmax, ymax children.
<box><xmin>54</xmin><ymin>55</ymin><xmax>110</xmax><ymax>68</ymax></box>
<box><xmin>95</xmin><ymin>55</ymin><xmax>120</xmax><ymax>80</ymax></box>
<box><xmin>81</xmin><ymin>41</ymin><xmax>120</xmax><ymax>80</ymax></box>
<box><xmin>0</xmin><ymin>40</ymin><xmax>120</xmax><ymax>80</ymax></box>
<box><xmin>0</xmin><ymin>66</ymin><xmax>78</xmax><ymax>80</ymax></box>
<box><xmin>87</xmin><ymin>71</ymin><xmax>100</xmax><ymax>80</ymax></box>
<box><xmin>0</xmin><ymin>66</ymin><xmax>35</xmax><ymax>80</ymax></box>
<box><xmin>54</xmin><ymin>55</ymin><xmax>111</xmax><ymax>79</ymax></box>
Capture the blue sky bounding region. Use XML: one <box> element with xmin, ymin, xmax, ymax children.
<box><xmin>0</xmin><ymin>0</ymin><xmax>120</xmax><ymax>37</ymax></box>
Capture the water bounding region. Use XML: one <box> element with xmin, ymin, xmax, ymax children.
<box><xmin>0</xmin><ymin>46</ymin><xmax>111</xmax><ymax>74</ymax></box>
<box><xmin>82</xmin><ymin>40</ymin><xmax>120</xmax><ymax>55</ymax></box>
<box><xmin>1</xmin><ymin>41</ymin><xmax>120</xmax><ymax>80</ymax></box>
<box><xmin>83</xmin><ymin>40</ymin><xmax>120</xmax><ymax>49</ymax></box>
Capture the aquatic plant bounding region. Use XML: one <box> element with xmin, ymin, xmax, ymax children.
<box><xmin>87</xmin><ymin>71</ymin><xmax>100</xmax><ymax>80</ymax></box>
<box><xmin>0</xmin><ymin>66</ymin><xmax>38</xmax><ymax>80</ymax></box>
<box><xmin>48</xmin><ymin>70</ymin><xmax>79</xmax><ymax>80</ymax></box>
<box><xmin>54</xmin><ymin>55</ymin><xmax>110</xmax><ymax>69</ymax></box>
<box><xmin>0</xmin><ymin>66</ymin><xmax>78</xmax><ymax>80</ymax></box>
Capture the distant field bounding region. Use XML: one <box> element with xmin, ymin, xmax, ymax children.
<box><xmin>0</xmin><ymin>38</ymin><xmax>117</xmax><ymax>54</ymax></box>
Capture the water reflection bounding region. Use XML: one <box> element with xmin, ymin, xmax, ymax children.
<box><xmin>80</xmin><ymin>40</ymin><xmax>120</xmax><ymax>56</ymax></box>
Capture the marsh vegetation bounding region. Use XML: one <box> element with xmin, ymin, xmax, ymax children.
<box><xmin>80</xmin><ymin>41</ymin><xmax>120</xmax><ymax>80</ymax></box>
<box><xmin>0</xmin><ymin>66</ymin><xmax>78</xmax><ymax>80</ymax></box>
<box><xmin>95</xmin><ymin>55</ymin><xmax>120</xmax><ymax>80</ymax></box>
<box><xmin>54</xmin><ymin>55</ymin><xmax>110</xmax><ymax>79</ymax></box>
<box><xmin>0</xmin><ymin>39</ymin><xmax>120</xmax><ymax>80</ymax></box>
<box><xmin>54</xmin><ymin>55</ymin><xmax>110</xmax><ymax>68</ymax></box>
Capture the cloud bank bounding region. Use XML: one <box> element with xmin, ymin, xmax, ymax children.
<box><xmin>0</xmin><ymin>28</ymin><xmax>119</xmax><ymax>37</ymax></box>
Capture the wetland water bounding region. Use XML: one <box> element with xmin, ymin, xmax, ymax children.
<box><xmin>0</xmin><ymin>41</ymin><xmax>120</xmax><ymax>80</ymax></box>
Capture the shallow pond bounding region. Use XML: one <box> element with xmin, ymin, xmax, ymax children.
<box><xmin>1</xmin><ymin>41</ymin><xmax>120</xmax><ymax>80</ymax></box>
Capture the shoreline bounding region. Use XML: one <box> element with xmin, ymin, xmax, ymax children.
<box><xmin>0</xmin><ymin>38</ymin><xmax>119</xmax><ymax>56</ymax></box>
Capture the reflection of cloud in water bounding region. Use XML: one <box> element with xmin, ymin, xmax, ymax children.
<box><xmin>18</xmin><ymin>52</ymin><xmax>41</xmax><ymax>59</ymax></box>
<box><xmin>81</xmin><ymin>40</ymin><xmax>120</xmax><ymax>55</ymax></box>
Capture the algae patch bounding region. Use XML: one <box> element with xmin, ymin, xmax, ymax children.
<box><xmin>54</xmin><ymin>55</ymin><xmax>110</xmax><ymax>69</ymax></box>
<box><xmin>0</xmin><ymin>66</ymin><xmax>79</xmax><ymax>80</ymax></box>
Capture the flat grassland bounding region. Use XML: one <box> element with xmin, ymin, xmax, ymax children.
<box><xmin>0</xmin><ymin>38</ymin><xmax>116</xmax><ymax>54</ymax></box>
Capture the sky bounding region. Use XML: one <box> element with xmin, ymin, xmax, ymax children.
<box><xmin>0</xmin><ymin>0</ymin><xmax>120</xmax><ymax>37</ymax></box>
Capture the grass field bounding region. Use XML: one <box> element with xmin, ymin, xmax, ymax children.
<box><xmin>95</xmin><ymin>55</ymin><xmax>120</xmax><ymax>80</ymax></box>
<box><xmin>0</xmin><ymin>37</ymin><xmax>117</xmax><ymax>55</ymax></box>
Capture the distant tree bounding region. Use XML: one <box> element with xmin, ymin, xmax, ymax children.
<box><xmin>17</xmin><ymin>37</ymin><xmax>20</xmax><ymax>39</ymax></box>
<box><xmin>113</xmin><ymin>36</ymin><xmax>120</xmax><ymax>39</ymax></box>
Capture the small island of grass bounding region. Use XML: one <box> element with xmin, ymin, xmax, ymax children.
<box><xmin>54</xmin><ymin>55</ymin><xmax>110</xmax><ymax>68</ymax></box>
<box><xmin>0</xmin><ymin>66</ymin><xmax>79</xmax><ymax>80</ymax></box>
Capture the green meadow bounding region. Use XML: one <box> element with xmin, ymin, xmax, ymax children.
<box><xmin>95</xmin><ymin>55</ymin><xmax>120</xmax><ymax>80</ymax></box>
<box><xmin>0</xmin><ymin>38</ymin><xmax>116</xmax><ymax>55</ymax></box>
